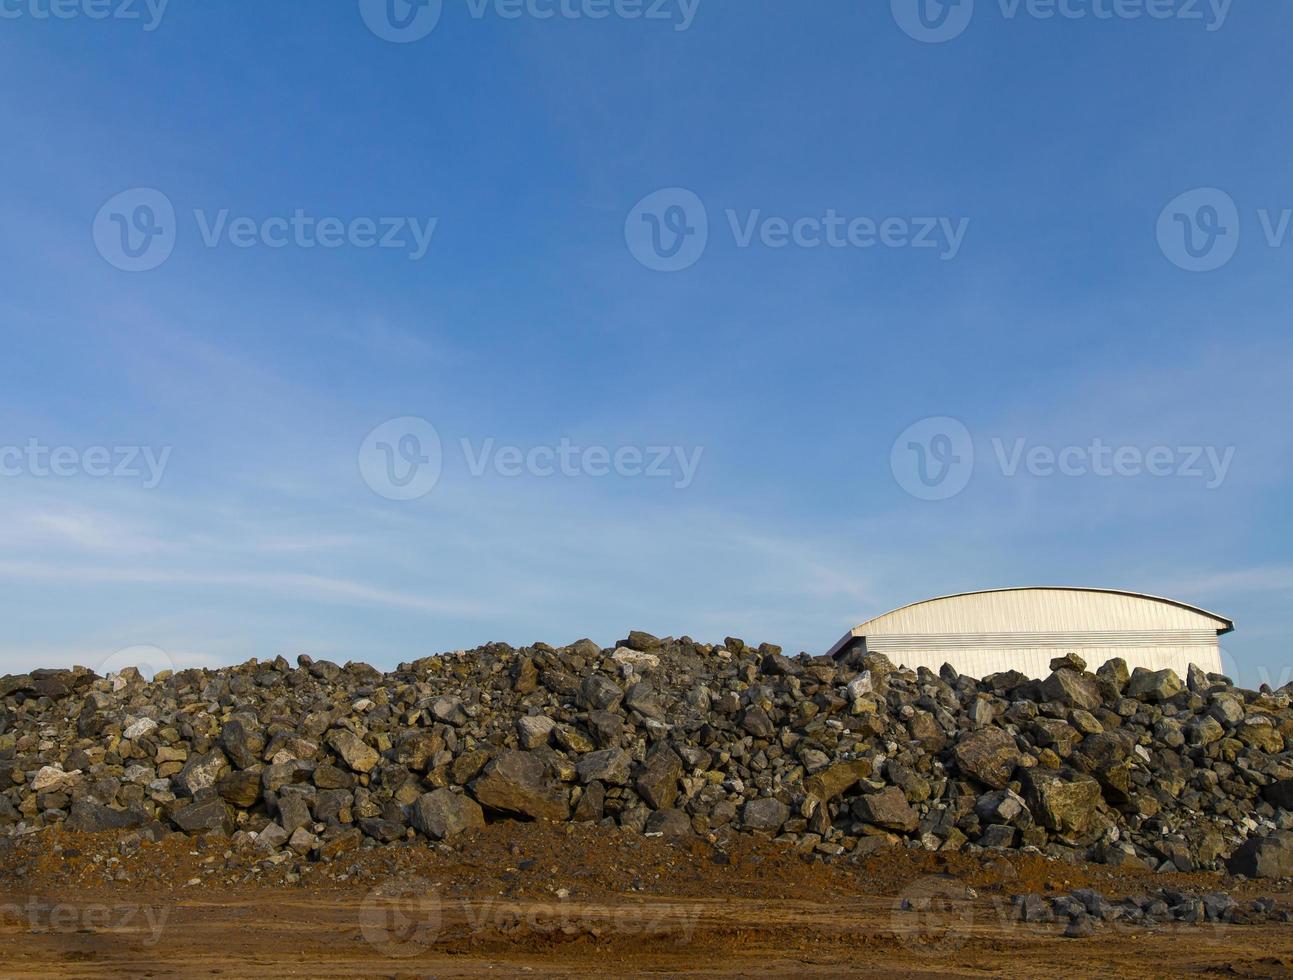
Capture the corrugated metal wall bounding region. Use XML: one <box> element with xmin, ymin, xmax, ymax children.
<box><xmin>867</xmin><ymin>589</ymin><xmax>1227</xmax><ymax>635</ymax></box>
<box><xmin>863</xmin><ymin>643</ymin><xmax>1222</xmax><ymax>680</ymax></box>
<box><xmin>852</xmin><ymin>589</ymin><xmax>1228</xmax><ymax>680</ymax></box>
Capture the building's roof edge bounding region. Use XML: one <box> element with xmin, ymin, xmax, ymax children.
<box><xmin>826</xmin><ymin>586</ymin><xmax>1234</xmax><ymax>658</ymax></box>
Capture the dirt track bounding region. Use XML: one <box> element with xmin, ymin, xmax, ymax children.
<box><xmin>3</xmin><ymin>824</ymin><xmax>1292</xmax><ymax>978</ymax></box>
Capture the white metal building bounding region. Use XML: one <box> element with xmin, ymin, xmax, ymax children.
<box><xmin>827</xmin><ymin>587</ymin><xmax>1231</xmax><ymax>679</ymax></box>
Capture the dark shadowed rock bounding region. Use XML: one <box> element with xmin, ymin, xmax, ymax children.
<box><xmin>65</xmin><ymin>801</ymin><xmax>148</xmax><ymax>833</ymax></box>
<box><xmin>172</xmin><ymin>797</ymin><xmax>232</xmax><ymax>834</ymax></box>
<box><xmin>579</xmin><ymin>675</ymin><xmax>622</xmax><ymax>711</ymax></box>
<box><xmin>471</xmin><ymin>750</ymin><xmax>570</xmax><ymax>821</ymax></box>
<box><xmin>216</xmin><ymin>770</ymin><xmax>262</xmax><ymax>808</ymax></box>
<box><xmin>635</xmin><ymin>743</ymin><xmax>683</xmax><ymax>809</ymax></box>
<box><xmin>644</xmin><ymin>808</ymin><xmax>693</xmax><ymax>837</ymax></box>
<box><xmin>1226</xmin><ymin>832</ymin><xmax>1293</xmax><ymax>878</ymax></box>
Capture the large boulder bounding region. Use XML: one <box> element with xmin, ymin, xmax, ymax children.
<box><xmin>1040</xmin><ymin>669</ymin><xmax>1102</xmax><ymax>711</ymax></box>
<box><xmin>853</xmin><ymin>786</ymin><xmax>918</xmax><ymax>833</ymax></box>
<box><xmin>635</xmin><ymin>744</ymin><xmax>683</xmax><ymax>809</ymax></box>
<box><xmin>173</xmin><ymin>750</ymin><xmax>230</xmax><ymax>798</ymax></box>
<box><xmin>1263</xmin><ymin>779</ymin><xmax>1293</xmax><ymax>811</ymax></box>
<box><xmin>410</xmin><ymin>789</ymin><xmax>485</xmax><ymax>840</ymax></box>
<box><xmin>470</xmin><ymin>751</ymin><xmax>570</xmax><ymax>821</ymax></box>
<box><xmin>741</xmin><ymin>797</ymin><xmax>790</xmax><ymax>833</ymax></box>
<box><xmin>325</xmin><ymin>730</ymin><xmax>380</xmax><ymax>774</ymax></box>
<box><xmin>952</xmin><ymin>727</ymin><xmax>1020</xmax><ymax>790</ymax></box>
<box><xmin>1022</xmin><ymin>769</ymin><xmax>1102</xmax><ymax>837</ymax></box>
<box><xmin>1126</xmin><ymin>668</ymin><xmax>1184</xmax><ymax>703</ymax></box>
<box><xmin>218</xmin><ymin>718</ymin><xmax>264</xmax><ymax>770</ymax></box>
<box><xmin>579</xmin><ymin>675</ymin><xmax>622</xmax><ymax>711</ymax></box>
<box><xmin>65</xmin><ymin>801</ymin><xmax>148</xmax><ymax>833</ymax></box>
<box><xmin>172</xmin><ymin>797</ymin><xmax>232</xmax><ymax>834</ymax></box>
<box><xmin>576</xmin><ymin>748</ymin><xmax>632</xmax><ymax>786</ymax></box>
<box><xmin>1226</xmin><ymin>832</ymin><xmax>1293</xmax><ymax>878</ymax></box>
<box><xmin>804</xmin><ymin>759</ymin><xmax>871</xmax><ymax>802</ymax></box>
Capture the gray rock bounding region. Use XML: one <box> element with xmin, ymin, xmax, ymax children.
<box><xmin>741</xmin><ymin>797</ymin><xmax>790</xmax><ymax>832</ymax></box>
<box><xmin>1040</xmin><ymin>669</ymin><xmax>1101</xmax><ymax>711</ymax></box>
<box><xmin>644</xmin><ymin>808</ymin><xmax>693</xmax><ymax>837</ymax></box>
<box><xmin>579</xmin><ymin>675</ymin><xmax>623</xmax><ymax>711</ymax></box>
<box><xmin>172</xmin><ymin>797</ymin><xmax>232</xmax><ymax>834</ymax></box>
<box><xmin>854</xmin><ymin>786</ymin><xmax>918</xmax><ymax>833</ymax></box>
<box><xmin>1126</xmin><ymin>668</ymin><xmax>1184</xmax><ymax>703</ymax></box>
<box><xmin>325</xmin><ymin>729</ymin><xmax>379</xmax><ymax>774</ymax></box>
<box><xmin>276</xmin><ymin>794</ymin><xmax>312</xmax><ymax>835</ymax></box>
<box><xmin>1226</xmin><ymin>832</ymin><xmax>1293</xmax><ymax>878</ymax></box>
<box><xmin>471</xmin><ymin>750</ymin><xmax>570</xmax><ymax>821</ymax></box>
<box><xmin>516</xmin><ymin>715</ymin><xmax>555</xmax><ymax>750</ymax></box>
<box><xmin>65</xmin><ymin>801</ymin><xmax>148</xmax><ymax>833</ymax></box>
<box><xmin>410</xmin><ymin>788</ymin><xmax>485</xmax><ymax>840</ymax></box>
<box><xmin>174</xmin><ymin>750</ymin><xmax>230</xmax><ymax>798</ymax></box>
<box><xmin>576</xmin><ymin>748</ymin><xmax>632</xmax><ymax>786</ymax></box>
<box><xmin>635</xmin><ymin>744</ymin><xmax>683</xmax><ymax>809</ymax></box>
<box><xmin>952</xmin><ymin>727</ymin><xmax>1020</xmax><ymax>790</ymax></box>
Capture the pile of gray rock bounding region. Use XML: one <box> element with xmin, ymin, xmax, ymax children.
<box><xmin>1011</xmin><ymin>887</ymin><xmax>1290</xmax><ymax>936</ymax></box>
<box><xmin>2</xmin><ymin>634</ymin><xmax>1292</xmax><ymax>876</ymax></box>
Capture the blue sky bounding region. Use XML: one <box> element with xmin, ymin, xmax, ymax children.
<box><xmin>1</xmin><ymin>0</ymin><xmax>1290</xmax><ymax>686</ymax></box>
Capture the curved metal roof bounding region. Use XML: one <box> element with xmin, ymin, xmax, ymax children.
<box><xmin>828</xmin><ymin>586</ymin><xmax>1234</xmax><ymax>658</ymax></box>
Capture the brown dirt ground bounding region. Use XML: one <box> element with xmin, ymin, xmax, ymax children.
<box><xmin>2</xmin><ymin>823</ymin><xmax>1292</xmax><ymax>978</ymax></box>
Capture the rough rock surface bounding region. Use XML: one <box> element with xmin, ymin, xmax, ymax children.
<box><xmin>2</xmin><ymin>638</ymin><xmax>1292</xmax><ymax>873</ymax></box>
